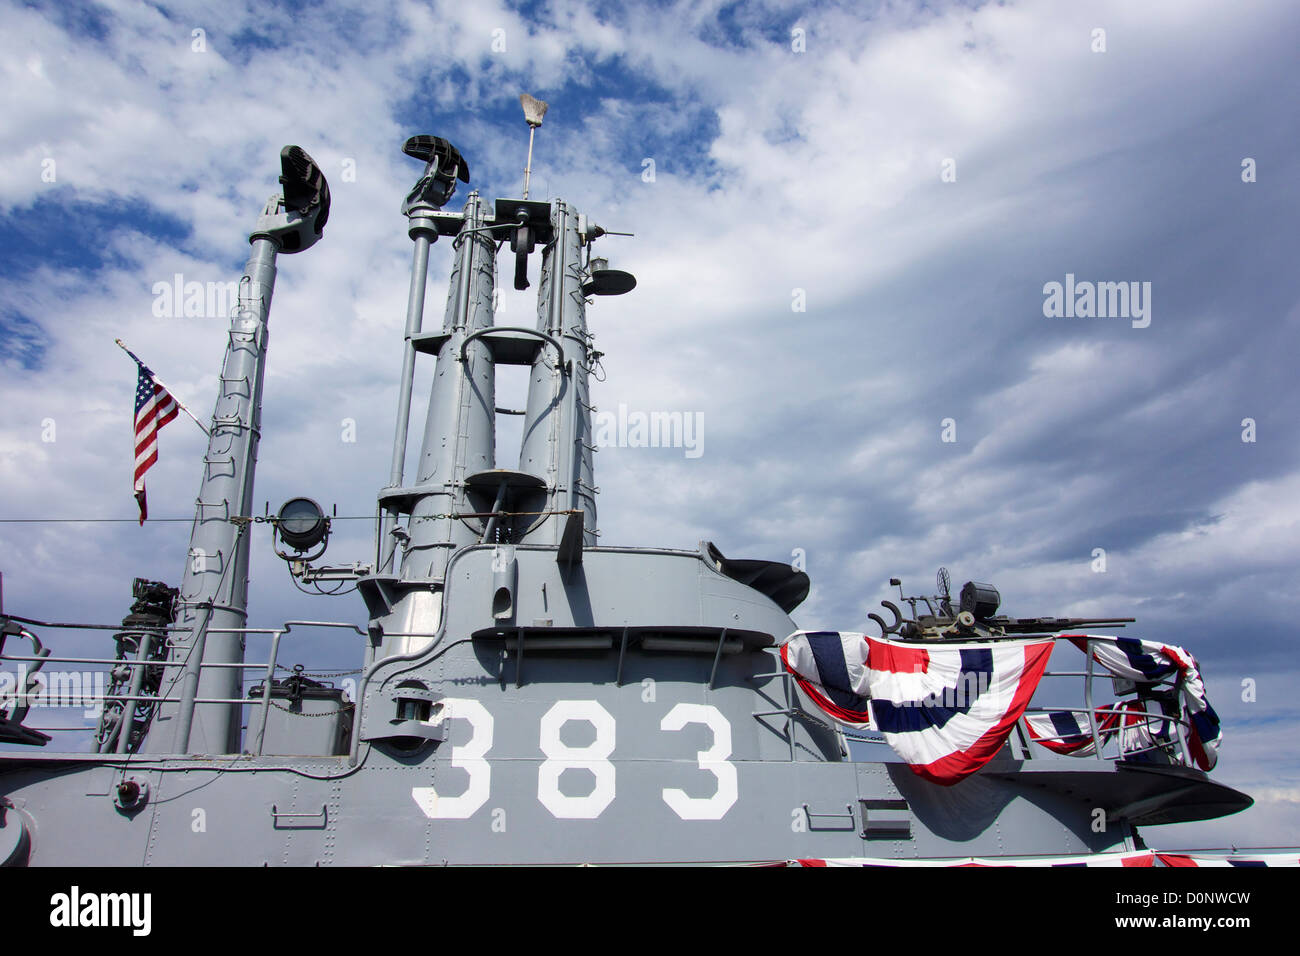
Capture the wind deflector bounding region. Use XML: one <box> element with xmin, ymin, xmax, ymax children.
<box><xmin>702</xmin><ymin>541</ymin><xmax>810</xmax><ymax>613</ymax></box>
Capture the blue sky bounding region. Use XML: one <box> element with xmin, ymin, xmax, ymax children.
<box><xmin>1</xmin><ymin>0</ymin><xmax>1298</xmax><ymax>849</ymax></box>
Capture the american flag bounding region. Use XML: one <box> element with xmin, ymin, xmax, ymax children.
<box><xmin>132</xmin><ymin>358</ymin><xmax>179</xmax><ymax>524</ymax></box>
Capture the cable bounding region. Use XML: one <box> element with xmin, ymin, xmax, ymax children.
<box><xmin>0</xmin><ymin>509</ymin><xmax>582</xmax><ymax>525</ymax></box>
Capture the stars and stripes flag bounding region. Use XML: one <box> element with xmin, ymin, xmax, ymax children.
<box><xmin>780</xmin><ymin>631</ymin><xmax>1053</xmax><ymax>785</ymax></box>
<box><xmin>130</xmin><ymin>353</ymin><xmax>179</xmax><ymax>524</ymax></box>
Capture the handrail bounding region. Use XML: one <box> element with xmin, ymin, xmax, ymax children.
<box><xmin>1</xmin><ymin>619</ymin><xmax>365</xmax><ymax>757</ymax></box>
<box><xmin>459</xmin><ymin>325</ymin><xmax>566</xmax><ymax>368</ymax></box>
<box><xmin>1020</xmin><ymin>700</ymin><xmax>1191</xmax><ymax>763</ymax></box>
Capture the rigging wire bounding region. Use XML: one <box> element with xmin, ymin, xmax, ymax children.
<box><xmin>0</xmin><ymin>508</ymin><xmax>583</xmax><ymax>525</ymax></box>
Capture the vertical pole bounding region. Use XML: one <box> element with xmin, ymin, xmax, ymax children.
<box><xmin>1085</xmin><ymin>640</ymin><xmax>1103</xmax><ymax>757</ymax></box>
<box><xmin>171</xmin><ymin>606</ymin><xmax>210</xmax><ymax>753</ymax></box>
<box><xmin>112</xmin><ymin>629</ymin><xmax>154</xmax><ymax>754</ymax></box>
<box><xmin>1172</xmin><ymin>672</ymin><xmax>1193</xmax><ymax>767</ymax></box>
<box><xmin>251</xmin><ymin>629</ymin><xmax>284</xmax><ymax>756</ymax></box>
<box><xmin>139</xmin><ymin>147</ymin><xmax>328</xmax><ymax>754</ymax></box>
<box><xmin>150</xmin><ymin>240</ymin><xmax>278</xmax><ymax>755</ymax></box>
<box><xmin>388</xmin><ymin>234</ymin><xmax>432</xmax><ymax>483</ymax></box>
<box><xmin>382</xmin><ymin>223</ymin><xmax>435</xmax><ymax>571</ymax></box>
<box><xmin>523</xmin><ymin>126</ymin><xmax>537</xmax><ymax>199</ymax></box>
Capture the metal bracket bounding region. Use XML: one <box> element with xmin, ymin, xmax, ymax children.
<box><xmin>615</xmin><ymin>626</ymin><xmax>629</xmax><ymax>686</ymax></box>
<box><xmin>557</xmin><ymin>512</ymin><xmax>584</xmax><ymax>569</ymax></box>
<box><xmin>707</xmin><ymin>627</ymin><xmax>729</xmax><ymax>689</ymax></box>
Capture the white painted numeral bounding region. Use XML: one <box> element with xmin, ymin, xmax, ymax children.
<box><xmin>538</xmin><ymin>700</ymin><xmax>616</xmax><ymax>819</ymax></box>
<box><xmin>411</xmin><ymin>700</ymin><xmax>739</xmax><ymax>821</ymax></box>
<box><xmin>412</xmin><ymin>698</ymin><xmax>493</xmax><ymax>819</ymax></box>
<box><xmin>660</xmin><ymin>703</ymin><xmax>738</xmax><ymax>820</ymax></box>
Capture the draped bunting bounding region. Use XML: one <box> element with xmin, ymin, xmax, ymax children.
<box><xmin>1155</xmin><ymin>853</ymin><xmax>1299</xmax><ymax>867</ymax></box>
<box><xmin>1056</xmin><ymin>635</ymin><xmax>1220</xmax><ymax>770</ymax></box>
<box><xmin>781</xmin><ymin>629</ymin><xmax>1222</xmax><ymax>779</ymax></box>
<box><xmin>780</xmin><ymin>631</ymin><xmax>1053</xmax><ymax>785</ymax></box>
<box><xmin>779</xmin><ymin>631</ymin><xmax>872</xmax><ymax>727</ymax></box>
<box><xmin>1025</xmin><ymin>699</ymin><xmax>1171</xmax><ymax>758</ymax></box>
<box><xmin>793</xmin><ymin>851</ymin><xmax>1157</xmax><ymax>867</ymax></box>
<box><xmin>793</xmin><ymin>852</ymin><xmax>1299</xmax><ymax>867</ymax></box>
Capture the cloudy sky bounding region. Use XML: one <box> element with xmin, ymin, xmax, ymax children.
<box><xmin>2</xmin><ymin>0</ymin><xmax>1297</xmax><ymax>849</ymax></box>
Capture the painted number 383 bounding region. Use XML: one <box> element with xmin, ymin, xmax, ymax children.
<box><xmin>411</xmin><ymin>700</ymin><xmax>738</xmax><ymax>821</ymax></box>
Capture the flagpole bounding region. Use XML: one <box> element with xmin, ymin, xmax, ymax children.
<box><xmin>114</xmin><ymin>338</ymin><xmax>209</xmax><ymax>436</ymax></box>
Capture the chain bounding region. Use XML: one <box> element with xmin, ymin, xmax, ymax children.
<box><xmin>266</xmin><ymin>699</ymin><xmax>351</xmax><ymax>718</ymax></box>
<box><xmin>274</xmin><ymin>665</ymin><xmax>361</xmax><ymax>678</ymax></box>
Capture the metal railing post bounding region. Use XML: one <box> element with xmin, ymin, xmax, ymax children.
<box><xmin>1084</xmin><ymin>639</ymin><xmax>1104</xmax><ymax>757</ymax></box>
<box><xmin>112</xmin><ymin>629</ymin><xmax>154</xmax><ymax>754</ymax></box>
<box><xmin>250</xmin><ymin>629</ymin><xmax>284</xmax><ymax>756</ymax></box>
<box><xmin>171</xmin><ymin>605</ymin><xmax>212</xmax><ymax>753</ymax></box>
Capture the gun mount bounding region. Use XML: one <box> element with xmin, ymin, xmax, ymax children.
<box><xmin>871</xmin><ymin>568</ymin><xmax>1135</xmax><ymax>641</ymax></box>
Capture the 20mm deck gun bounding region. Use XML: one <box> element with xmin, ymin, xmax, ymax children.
<box><xmin>872</xmin><ymin>568</ymin><xmax>1135</xmax><ymax>641</ymax></box>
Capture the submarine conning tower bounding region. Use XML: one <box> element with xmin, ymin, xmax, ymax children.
<box><xmin>360</xmin><ymin>127</ymin><xmax>625</xmax><ymax>647</ymax></box>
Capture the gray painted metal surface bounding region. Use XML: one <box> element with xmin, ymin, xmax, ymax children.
<box><xmin>0</xmin><ymin>128</ymin><xmax>1251</xmax><ymax>867</ymax></box>
<box><xmin>155</xmin><ymin>239</ymin><xmax>277</xmax><ymax>756</ymax></box>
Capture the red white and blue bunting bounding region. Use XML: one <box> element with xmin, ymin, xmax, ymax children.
<box><xmin>1155</xmin><ymin>853</ymin><xmax>1300</xmax><ymax>867</ymax></box>
<box><xmin>793</xmin><ymin>851</ymin><xmax>1156</xmax><ymax>867</ymax></box>
<box><xmin>791</xmin><ymin>852</ymin><xmax>1299</xmax><ymax>867</ymax></box>
<box><xmin>779</xmin><ymin>631</ymin><xmax>872</xmax><ymax>728</ymax></box>
<box><xmin>781</xmin><ymin>629</ymin><xmax>1223</xmax><ymax>781</ymax></box>
<box><xmin>1025</xmin><ymin>699</ymin><xmax>1171</xmax><ymax>758</ymax></box>
<box><xmin>780</xmin><ymin>631</ymin><xmax>1053</xmax><ymax>785</ymax></box>
<box><xmin>1036</xmin><ymin>635</ymin><xmax>1221</xmax><ymax>770</ymax></box>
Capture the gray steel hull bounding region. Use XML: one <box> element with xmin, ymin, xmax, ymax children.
<box><xmin>0</xmin><ymin>545</ymin><xmax>1248</xmax><ymax>866</ymax></box>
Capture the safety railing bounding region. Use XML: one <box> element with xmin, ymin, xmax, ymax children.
<box><xmin>0</xmin><ymin>616</ymin><xmax>365</xmax><ymax>756</ymax></box>
<box><xmin>1016</xmin><ymin>635</ymin><xmax>1196</xmax><ymax>768</ymax></box>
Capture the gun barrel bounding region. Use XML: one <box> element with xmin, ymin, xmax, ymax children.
<box><xmin>991</xmin><ymin>616</ymin><xmax>1136</xmax><ymax>634</ymax></box>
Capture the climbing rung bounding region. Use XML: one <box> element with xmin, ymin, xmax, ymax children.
<box><xmin>228</xmin><ymin>328</ymin><xmax>261</xmax><ymax>353</ymax></box>
<box><xmin>204</xmin><ymin>456</ymin><xmax>235</xmax><ymax>479</ymax></box>
<box><xmin>194</xmin><ymin>499</ymin><xmax>230</xmax><ymax>520</ymax></box>
<box><xmin>220</xmin><ymin>374</ymin><xmax>250</xmax><ymax>398</ymax></box>
<box><xmin>187</xmin><ymin>548</ymin><xmax>225</xmax><ymax>573</ymax></box>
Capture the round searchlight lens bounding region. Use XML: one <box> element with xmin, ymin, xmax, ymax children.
<box><xmin>277</xmin><ymin>497</ymin><xmax>327</xmax><ymax>551</ymax></box>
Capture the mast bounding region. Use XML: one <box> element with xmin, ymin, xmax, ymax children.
<box><xmin>397</xmin><ymin>190</ymin><xmax>499</xmax><ymax>582</ymax></box>
<box><xmin>146</xmin><ymin>148</ymin><xmax>330</xmax><ymax>754</ymax></box>
<box><xmin>515</xmin><ymin>199</ymin><xmax>598</xmax><ymax>547</ymax></box>
<box><xmin>362</xmin><ymin>103</ymin><xmax>633</xmax><ymax>647</ymax></box>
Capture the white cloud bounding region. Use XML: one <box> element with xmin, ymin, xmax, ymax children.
<box><xmin>1</xmin><ymin>0</ymin><xmax>1298</xmax><ymax>844</ymax></box>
